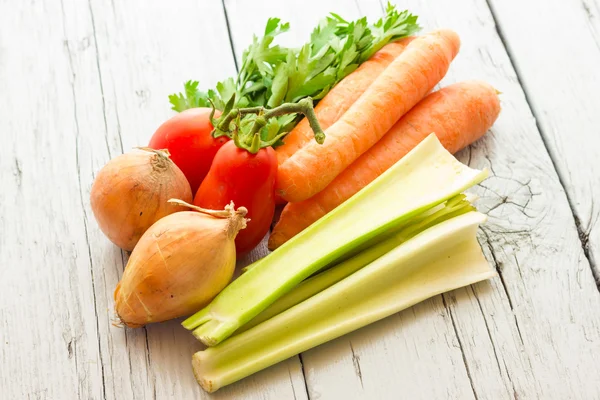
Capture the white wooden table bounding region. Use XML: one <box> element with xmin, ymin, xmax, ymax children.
<box><xmin>2</xmin><ymin>0</ymin><xmax>600</xmax><ymax>398</ymax></box>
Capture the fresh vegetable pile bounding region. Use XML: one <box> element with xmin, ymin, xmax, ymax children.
<box><xmin>90</xmin><ymin>3</ymin><xmax>502</xmax><ymax>393</ymax></box>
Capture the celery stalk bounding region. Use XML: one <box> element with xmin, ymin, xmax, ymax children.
<box><xmin>192</xmin><ymin>212</ymin><xmax>495</xmax><ymax>392</ymax></box>
<box><xmin>234</xmin><ymin>194</ymin><xmax>476</xmax><ymax>334</ymax></box>
<box><xmin>183</xmin><ymin>134</ymin><xmax>488</xmax><ymax>346</ymax></box>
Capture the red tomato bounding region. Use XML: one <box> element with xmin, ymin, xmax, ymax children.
<box><xmin>194</xmin><ymin>141</ymin><xmax>277</xmax><ymax>255</ymax></box>
<box><xmin>149</xmin><ymin>108</ymin><xmax>228</xmax><ymax>193</ymax></box>
<box><xmin>274</xmin><ymin>193</ymin><xmax>287</xmax><ymax>205</ymax></box>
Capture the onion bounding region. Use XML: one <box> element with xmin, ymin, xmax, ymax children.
<box><xmin>114</xmin><ymin>200</ymin><xmax>247</xmax><ymax>327</ymax></box>
<box><xmin>90</xmin><ymin>148</ymin><xmax>192</xmax><ymax>251</ymax></box>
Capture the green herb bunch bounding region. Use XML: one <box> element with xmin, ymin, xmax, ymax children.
<box><xmin>169</xmin><ymin>3</ymin><xmax>419</xmax><ymax>150</ymax></box>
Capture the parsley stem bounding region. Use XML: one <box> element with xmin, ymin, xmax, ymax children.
<box><xmin>239</xmin><ymin>97</ymin><xmax>326</xmax><ymax>145</ymax></box>
<box><xmin>211</xmin><ymin>97</ymin><xmax>325</xmax><ymax>152</ymax></box>
<box><xmin>238</xmin><ymin>106</ymin><xmax>264</xmax><ymax>115</ymax></box>
<box><xmin>268</xmin><ymin>98</ymin><xmax>325</xmax><ymax>145</ymax></box>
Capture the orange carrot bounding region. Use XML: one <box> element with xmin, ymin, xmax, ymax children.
<box><xmin>269</xmin><ymin>80</ymin><xmax>501</xmax><ymax>250</ymax></box>
<box><xmin>275</xmin><ymin>29</ymin><xmax>461</xmax><ymax>203</ymax></box>
<box><xmin>276</xmin><ymin>38</ymin><xmax>414</xmax><ymax>165</ymax></box>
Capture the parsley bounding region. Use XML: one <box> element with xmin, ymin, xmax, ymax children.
<box><xmin>168</xmin><ymin>3</ymin><xmax>419</xmax><ymax>147</ymax></box>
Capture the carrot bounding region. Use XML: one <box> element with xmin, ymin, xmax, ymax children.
<box><xmin>268</xmin><ymin>80</ymin><xmax>501</xmax><ymax>250</ymax></box>
<box><xmin>275</xmin><ymin>29</ymin><xmax>461</xmax><ymax>203</ymax></box>
<box><xmin>276</xmin><ymin>38</ymin><xmax>414</xmax><ymax>165</ymax></box>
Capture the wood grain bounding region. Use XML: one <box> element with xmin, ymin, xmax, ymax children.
<box><xmin>0</xmin><ymin>0</ymin><xmax>106</xmax><ymax>398</ymax></box>
<box><xmin>223</xmin><ymin>0</ymin><xmax>600</xmax><ymax>399</ymax></box>
<box><xmin>487</xmin><ymin>0</ymin><xmax>600</xmax><ymax>285</ymax></box>
<box><xmin>2</xmin><ymin>0</ymin><xmax>600</xmax><ymax>398</ymax></box>
<box><xmin>80</xmin><ymin>0</ymin><xmax>306</xmax><ymax>398</ymax></box>
<box><xmin>223</xmin><ymin>1</ymin><xmax>474</xmax><ymax>399</ymax></box>
<box><xmin>0</xmin><ymin>0</ymin><xmax>302</xmax><ymax>398</ymax></box>
<box><xmin>393</xmin><ymin>0</ymin><xmax>600</xmax><ymax>398</ymax></box>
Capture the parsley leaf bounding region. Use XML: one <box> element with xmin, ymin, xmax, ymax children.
<box><xmin>168</xmin><ymin>4</ymin><xmax>419</xmax><ymax>146</ymax></box>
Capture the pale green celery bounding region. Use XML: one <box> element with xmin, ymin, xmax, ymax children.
<box><xmin>240</xmin><ymin>192</ymin><xmax>479</xmax><ymax>274</ymax></box>
<box><xmin>234</xmin><ymin>194</ymin><xmax>475</xmax><ymax>334</ymax></box>
<box><xmin>192</xmin><ymin>212</ymin><xmax>496</xmax><ymax>392</ymax></box>
<box><xmin>182</xmin><ymin>134</ymin><xmax>488</xmax><ymax>346</ymax></box>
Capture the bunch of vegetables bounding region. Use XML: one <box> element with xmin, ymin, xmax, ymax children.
<box><xmin>88</xmin><ymin>3</ymin><xmax>504</xmax><ymax>392</ymax></box>
<box><xmin>186</xmin><ymin>135</ymin><xmax>496</xmax><ymax>391</ymax></box>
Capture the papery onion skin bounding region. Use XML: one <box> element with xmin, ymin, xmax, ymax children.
<box><xmin>90</xmin><ymin>148</ymin><xmax>192</xmax><ymax>251</ymax></box>
<box><xmin>114</xmin><ymin>206</ymin><xmax>246</xmax><ymax>328</ymax></box>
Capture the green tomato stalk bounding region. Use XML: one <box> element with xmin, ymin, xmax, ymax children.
<box><xmin>168</xmin><ymin>4</ymin><xmax>420</xmax><ymax>147</ymax></box>
<box><xmin>211</xmin><ymin>97</ymin><xmax>325</xmax><ymax>153</ymax></box>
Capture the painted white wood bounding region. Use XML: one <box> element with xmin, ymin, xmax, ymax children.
<box><xmin>0</xmin><ymin>1</ymin><xmax>107</xmax><ymax>399</ymax></box>
<box><xmin>4</xmin><ymin>0</ymin><xmax>600</xmax><ymax>398</ymax></box>
<box><xmin>222</xmin><ymin>1</ymin><xmax>477</xmax><ymax>399</ymax></box>
<box><xmin>488</xmin><ymin>0</ymin><xmax>600</xmax><ymax>283</ymax></box>
<box><xmin>224</xmin><ymin>0</ymin><xmax>384</xmax><ymax>61</ymax></box>
<box><xmin>224</xmin><ymin>0</ymin><xmax>600</xmax><ymax>399</ymax></box>
<box><xmin>80</xmin><ymin>0</ymin><xmax>307</xmax><ymax>399</ymax></box>
<box><xmin>0</xmin><ymin>0</ymin><xmax>304</xmax><ymax>399</ymax></box>
<box><xmin>389</xmin><ymin>0</ymin><xmax>600</xmax><ymax>398</ymax></box>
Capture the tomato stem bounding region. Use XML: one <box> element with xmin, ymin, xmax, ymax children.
<box><xmin>265</xmin><ymin>98</ymin><xmax>325</xmax><ymax>144</ymax></box>
<box><xmin>249</xmin><ymin>133</ymin><xmax>262</xmax><ymax>154</ymax></box>
<box><xmin>210</xmin><ymin>97</ymin><xmax>325</xmax><ymax>152</ymax></box>
<box><xmin>244</xmin><ymin>98</ymin><xmax>325</xmax><ymax>143</ymax></box>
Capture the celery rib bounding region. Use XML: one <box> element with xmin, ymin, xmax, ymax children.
<box><xmin>234</xmin><ymin>194</ymin><xmax>475</xmax><ymax>334</ymax></box>
<box><xmin>191</xmin><ymin>212</ymin><xmax>495</xmax><ymax>392</ymax></box>
<box><xmin>183</xmin><ymin>134</ymin><xmax>489</xmax><ymax>346</ymax></box>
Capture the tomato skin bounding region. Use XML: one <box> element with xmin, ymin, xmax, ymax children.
<box><xmin>274</xmin><ymin>193</ymin><xmax>287</xmax><ymax>205</ymax></box>
<box><xmin>149</xmin><ymin>108</ymin><xmax>228</xmax><ymax>193</ymax></box>
<box><xmin>194</xmin><ymin>141</ymin><xmax>277</xmax><ymax>255</ymax></box>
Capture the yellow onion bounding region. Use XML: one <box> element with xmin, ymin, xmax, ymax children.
<box><xmin>114</xmin><ymin>200</ymin><xmax>248</xmax><ymax>328</ymax></box>
<box><xmin>90</xmin><ymin>148</ymin><xmax>192</xmax><ymax>251</ymax></box>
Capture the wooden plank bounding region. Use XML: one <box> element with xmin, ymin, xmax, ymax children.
<box><xmin>222</xmin><ymin>1</ymin><xmax>478</xmax><ymax>399</ymax></box>
<box><xmin>223</xmin><ymin>0</ymin><xmax>384</xmax><ymax>60</ymax></box>
<box><xmin>5</xmin><ymin>0</ymin><xmax>600</xmax><ymax>399</ymax></box>
<box><xmin>0</xmin><ymin>1</ymin><xmax>106</xmax><ymax>399</ymax></box>
<box><xmin>226</xmin><ymin>0</ymin><xmax>600</xmax><ymax>398</ymax></box>
<box><xmin>78</xmin><ymin>0</ymin><xmax>307</xmax><ymax>398</ymax></box>
<box><xmin>487</xmin><ymin>0</ymin><xmax>600</xmax><ymax>283</ymax></box>
<box><xmin>0</xmin><ymin>0</ymin><xmax>304</xmax><ymax>398</ymax></box>
<box><xmin>387</xmin><ymin>0</ymin><xmax>600</xmax><ymax>398</ymax></box>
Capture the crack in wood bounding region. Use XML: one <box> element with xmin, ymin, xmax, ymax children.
<box><xmin>143</xmin><ymin>326</ymin><xmax>157</xmax><ymax>399</ymax></box>
<box><xmin>485</xmin><ymin>0</ymin><xmax>600</xmax><ymax>293</ymax></box>
<box><xmin>502</xmin><ymin>358</ymin><xmax>519</xmax><ymax>400</ymax></box>
<box><xmin>471</xmin><ymin>286</ymin><xmax>513</xmax><ymax>400</ymax></box>
<box><xmin>581</xmin><ymin>0</ymin><xmax>600</xmax><ymax>53</ymax></box>
<box><xmin>349</xmin><ymin>342</ymin><xmax>364</xmax><ymax>389</ymax></box>
<box><xmin>287</xmin><ymin>366</ymin><xmax>298</xmax><ymax>400</ymax></box>
<box><xmin>298</xmin><ymin>354</ymin><xmax>311</xmax><ymax>400</ymax></box>
<box><xmin>481</xmin><ymin>228</ymin><xmax>525</xmax><ymax>345</ymax></box>
<box><xmin>67</xmin><ymin>339</ymin><xmax>74</xmax><ymax>359</ymax></box>
<box><xmin>86</xmin><ymin>0</ymin><xmax>113</xmax><ymax>160</ymax></box>
<box><xmin>13</xmin><ymin>158</ymin><xmax>22</xmax><ymax>187</ymax></box>
<box><xmin>59</xmin><ymin>0</ymin><xmax>107</xmax><ymax>397</ymax></box>
<box><xmin>220</xmin><ymin>0</ymin><xmax>239</xmax><ymax>72</ymax></box>
<box><xmin>441</xmin><ymin>295</ymin><xmax>479</xmax><ymax>400</ymax></box>
<box><xmin>110</xmin><ymin>76</ymin><xmax>124</xmax><ymax>154</ymax></box>
<box><xmin>353</xmin><ymin>0</ymin><xmax>364</xmax><ymax>15</ymax></box>
<box><xmin>73</xmin><ymin>340</ymin><xmax>82</xmax><ymax>400</ymax></box>
<box><xmin>467</xmin><ymin>145</ymin><xmax>473</xmax><ymax>166</ymax></box>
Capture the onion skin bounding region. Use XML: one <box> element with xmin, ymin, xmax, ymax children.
<box><xmin>114</xmin><ymin>205</ymin><xmax>247</xmax><ymax>327</ymax></box>
<box><xmin>90</xmin><ymin>148</ymin><xmax>192</xmax><ymax>251</ymax></box>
